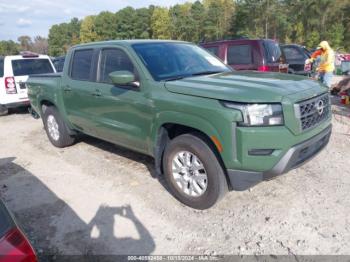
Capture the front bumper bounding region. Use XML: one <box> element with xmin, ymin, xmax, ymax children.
<box><xmin>227</xmin><ymin>124</ymin><xmax>332</xmax><ymax>190</ymax></box>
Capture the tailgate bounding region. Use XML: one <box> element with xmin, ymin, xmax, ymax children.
<box><xmin>14</xmin><ymin>75</ymin><xmax>29</xmax><ymax>100</ymax></box>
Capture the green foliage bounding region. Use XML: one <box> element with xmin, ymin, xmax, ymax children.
<box><xmin>80</xmin><ymin>16</ymin><xmax>98</xmax><ymax>43</ymax></box>
<box><xmin>48</xmin><ymin>18</ymin><xmax>81</xmax><ymax>56</ymax></box>
<box><xmin>42</xmin><ymin>0</ymin><xmax>349</xmax><ymax>54</ymax></box>
<box><xmin>0</xmin><ymin>41</ymin><xmax>19</xmax><ymax>56</ymax></box>
<box><xmin>151</xmin><ymin>7</ymin><xmax>171</xmax><ymax>39</ymax></box>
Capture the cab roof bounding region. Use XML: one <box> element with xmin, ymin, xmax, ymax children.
<box><xmin>72</xmin><ymin>39</ymin><xmax>189</xmax><ymax>49</ymax></box>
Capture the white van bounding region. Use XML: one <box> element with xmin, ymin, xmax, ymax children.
<box><xmin>0</xmin><ymin>52</ymin><xmax>55</xmax><ymax>115</ymax></box>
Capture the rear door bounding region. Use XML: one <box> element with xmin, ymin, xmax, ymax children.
<box><xmin>91</xmin><ymin>46</ymin><xmax>152</xmax><ymax>153</ymax></box>
<box><xmin>11</xmin><ymin>57</ymin><xmax>55</xmax><ymax>102</ymax></box>
<box><xmin>63</xmin><ymin>48</ymin><xmax>100</xmax><ymax>136</ymax></box>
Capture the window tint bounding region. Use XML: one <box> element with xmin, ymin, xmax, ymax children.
<box><xmin>282</xmin><ymin>47</ymin><xmax>305</xmax><ymax>60</ymax></box>
<box><xmin>227</xmin><ymin>45</ymin><xmax>252</xmax><ymax>65</ymax></box>
<box><xmin>71</xmin><ymin>49</ymin><xmax>93</xmax><ymax>81</ymax></box>
<box><xmin>264</xmin><ymin>41</ymin><xmax>282</xmax><ymax>63</ymax></box>
<box><xmin>205</xmin><ymin>46</ymin><xmax>219</xmax><ymax>56</ymax></box>
<box><xmin>0</xmin><ymin>59</ymin><xmax>4</xmax><ymax>77</ymax></box>
<box><xmin>99</xmin><ymin>49</ymin><xmax>135</xmax><ymax>83</ymax></box>
<box><xmin>11</xmin><ymin>59</ymin><xmax>54</xmax><ymax>76</ymax></box>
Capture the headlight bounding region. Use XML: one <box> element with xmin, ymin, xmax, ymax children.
<box><xmin>222</xmin><ymin>102</ymin><xmax>284</xmax><ymax>126</ymax></box>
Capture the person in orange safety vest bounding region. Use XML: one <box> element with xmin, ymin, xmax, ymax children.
<box><xmin>305</xmin><ymin>41</ymin><xmax>335</xmax><ymax>88</ymax></box>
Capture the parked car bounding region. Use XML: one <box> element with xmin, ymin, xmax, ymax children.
<box><xmin>280</xmin><ymin>44</ymin><xmax>312</xmax><ymax>75</ymax></box>
<box><xmin>27</xmin><ymin>40</ymin><xmax>331</xmax><ymax>209</ymax></box>
<box><xmin>52</xmin><ymin>56</ymin><xmax>65</xmax><ymax>73</ymax></box>
<box><xmin>201</xmin><ymin>39</ymin><xmax>289</xmax><ymax>73</ymax></box>
<box><xmin>0</xmin><ymin>199</ymin><xmax>37</xmax><ymax>261</ymax></box>
<box><xmin>0</xmin><ymin>52</ymin><xmax>56</xmax><ymax>116</ymax></box>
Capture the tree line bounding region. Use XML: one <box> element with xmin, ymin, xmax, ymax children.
<box><xmin>1</xmin><ymin>0</ymin><xmax>349</xmax><ymax>57</ymax></box>
<box><xmin>0</xmin><ymin>36</ymin><xmax>48</xmax><ymax>56</ymax></box>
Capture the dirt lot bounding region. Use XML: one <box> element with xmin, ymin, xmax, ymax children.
<box><xmin>1</xmin><ymin>97</ymin><xmax>350</xmax><ymax>257</ymax></box>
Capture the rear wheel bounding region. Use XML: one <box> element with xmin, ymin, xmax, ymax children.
<box><xmin>163</xmin><ymin>134</ymin><xmax>227</xmax><ymax>209</ymax></box>
<box><xmin>43</xmin><ymin>106</ymin><xmax>76</xmax><ymax>148</ymax></box>
<box><xmin>0</xmin><ymin>105</ymin><xmax>8</xmax><ymax>116</ymax></box>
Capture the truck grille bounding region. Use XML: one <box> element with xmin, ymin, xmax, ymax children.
<box><xmin>294</xmin><ymin>93</ymin><xmax>330</xmax><ymax>131</ymax></box>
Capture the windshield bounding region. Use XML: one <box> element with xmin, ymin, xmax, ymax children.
<box><xmin>132</xmin><ymin>42</ymin><xmax>231</xmax><ymax>81</ymax></box>
<box><xmin>12</xmin><ymin>59</ymin><xmax>54</xmax><ymax>76</ymax></box>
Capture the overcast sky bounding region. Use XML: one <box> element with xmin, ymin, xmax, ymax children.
<box><xmin>0</xmin><ymin>0</ymin><xmax>189</xmax><ymax>41</ymax></box>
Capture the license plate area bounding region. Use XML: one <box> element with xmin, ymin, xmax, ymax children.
<box><xmin>19</xmin><ymin>82</ymin><xmax>27</xmax><ymax>89</ymax></box>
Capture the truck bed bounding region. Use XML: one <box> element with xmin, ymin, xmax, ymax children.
<box><xmin>26</xmin><ymin>73</ymin><xmax>63</xmax><ymax>116</ymax></box>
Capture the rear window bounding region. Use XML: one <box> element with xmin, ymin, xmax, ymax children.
<box><xmin>0</xmin><ymin>201</ymin><xmax>14</xmax><ymax>239</ymax></box>
<box><xmin>227</xmin><ymin>45</ymin><xmax>252</xmax><ymax>65</ymax></box>
<box><xmin>263</xmin><ymin>41</ymin><xmax>282</xmax><ymax>63</ymax></box>
<box><xmin>71</xmin><ymin>49</ymin><xmax>94</xmax><ymax>81</ymax></box>
<box><xmin>205</xmin><ymin>46</ymin><xmax>219</xmax><ymax>56</ymax></box>
<box><xmin>12</xmin><ymin>59</ymin><xmax>54</xmax><ymax>76</ymax></box>
<box><xmin>0</xmin><ymin>59</ymin><xmax>4</xmax><ymax>77</ymax></box>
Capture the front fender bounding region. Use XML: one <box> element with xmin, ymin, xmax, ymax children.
<box><xmin>150</xmin><ymin>109</ymin><xmax>240</xmax><ymax>170</ymax></box>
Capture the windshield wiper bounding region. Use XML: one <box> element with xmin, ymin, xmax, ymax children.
<box><xmin>163</xmin><ymin>71</ymin><xmax>225</xmax><ymax>82</ymax></box>
<box><xmin>163</xmin><ymin>75</ymin><xmax>189</xmax><ymax>82</ymax></box>
<box><xmin>190</xmin><ymin>70</ymin><xmax>225</xmax><ymax>76</ymax></box>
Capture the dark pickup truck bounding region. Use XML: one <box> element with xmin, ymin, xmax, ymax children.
<box><xmin>27</xmin><ymin>40</ymin><xmax>332</xmax><ymax>209</ymax></box>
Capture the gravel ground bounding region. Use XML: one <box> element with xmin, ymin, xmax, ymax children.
<box><xmin>0</xmin><ymin>95</ymin><xmax>350</xmax><ymax>257</ymax></box>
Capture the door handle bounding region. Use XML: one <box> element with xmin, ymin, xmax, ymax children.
<box><xmin>63</xmin><ymin>85</ymin><xmax>72</xmax><ymax>92</ymax></box>
<box><xmin>92</xmin><ymin>89</ymin><xmax>102</xmax><ymax>97</ymax></box>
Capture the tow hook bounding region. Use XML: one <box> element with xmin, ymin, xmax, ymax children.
<box><xmin>28</xmin><ymin>107</ymin><xmax>40</xmax><ymax>119</ymax></box>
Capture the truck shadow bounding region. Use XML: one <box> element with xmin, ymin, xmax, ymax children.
<box><xmin>79</xmin><ymin>136</ymin><xmax>170</xmax><ymax>191</ymax></box>
<box><xmin>81</xmin><ymin>135</ymin><xmax>157</xmax><ymax>176</ymax></box>
<box><xmin>6</xmin><ymin>106</ymin><xmax>30</xmax><ymax>115</ymax></box>
<box><xmin>0</xmin><ymin>157</ymin><xmax>156</xmax><ymax>261</ymax></box>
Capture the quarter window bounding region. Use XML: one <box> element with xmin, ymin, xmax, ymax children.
<box><xmin>227</xmin><ymin>45</ymin><xmax>252</xmax><ymax>65</ymax></box>
<box><xmin>71</xmin><ymin>49</ymin><xmax>94</xmax><ymax>81</ymax></box>
<box><xmin>99</xmin><ymin>49</ymin><xmax>135</xmax><ymax>83</ymax></box>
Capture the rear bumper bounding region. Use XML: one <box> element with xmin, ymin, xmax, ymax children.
<box><xmin>227</xmin><ymin>125</ymin><xmax>332</xmax><ymax>191</ymax></box>
<box><xmin>1</xmin><ymin>100</ymin><xmax>30</xmax><ymax>109</ymax></box>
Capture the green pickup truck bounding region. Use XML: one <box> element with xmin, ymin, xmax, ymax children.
<box><xmin>27</xmin><ymin>40</ymin><xmax>332</xmax><ymax>209</ymax></box>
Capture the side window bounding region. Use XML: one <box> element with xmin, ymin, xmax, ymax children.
<box><xmin>205</xmin><ymin>46</ymin><xmax>219</xmax><ymax>57</ymax></box>
<box><xmin>227</xmin><ymin>45</ymin><xmax>252</xmax><ymax>65</ymax></box>
<box><xmin>99</xmin><ymin>48</ymin><xmax>135</xmax><ymax>84</ymax></box>
<box><xmin>71</xmin><ymin>49</ymin><xmax>94</xmax><ymax>81</ymax></box>
<box><xmin>0</xmin><ymin>59</ymin><xmax>4</xmax><ymax>77</ymax></box>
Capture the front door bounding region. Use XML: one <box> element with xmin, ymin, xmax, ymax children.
<box><xmin>91</xmin><ymin>47</ymin><xmax>153</xmax><ymax>154</ymax></box>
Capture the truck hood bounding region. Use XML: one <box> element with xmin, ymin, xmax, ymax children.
<box><xmin>164</xmin><ymin>71</ymin><xmax>326</xmax><ymax>103</ymax></box>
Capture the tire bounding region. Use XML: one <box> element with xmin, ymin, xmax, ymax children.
<box><xmin>0</xmin><ymin>105</ymin><xmax>8</xmax><ymax>116</ymax></box>
<box><xmin>163</xmin><ymin>133</ymin><xmax>227</xmax><ymax>209</ymax></box>
<box><xmin>43</xmin><ymin>106</ymin><xmax>76</xmax><ymax>148</ymax></box>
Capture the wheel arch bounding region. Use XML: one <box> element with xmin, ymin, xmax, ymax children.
<box><xmin>152</xmin><ymin>113</ymin><xmax>230</xmax><ymax>187</ymax></box>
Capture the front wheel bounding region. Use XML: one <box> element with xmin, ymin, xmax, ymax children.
<box><xmin>163</xmin><ymin>134</ymin><xmax>228</xmax><ymax>209</ymax></box>
<box><xmin>43</xmin><ymin>106</ymin><xmax>76</xmax><ymax>148</ymax></box>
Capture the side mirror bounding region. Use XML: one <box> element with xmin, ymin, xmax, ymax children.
<box><xmin>109</xmin><ymin>71</ymin><xmax>135</xmax><ymax>85</ymax></box>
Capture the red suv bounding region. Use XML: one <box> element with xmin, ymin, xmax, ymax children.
<box><xmin>201</xmin><ymin>39</ymin><xmax>288</xmax><ymax>73</ymax></box>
